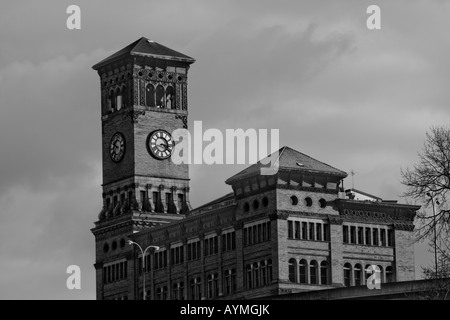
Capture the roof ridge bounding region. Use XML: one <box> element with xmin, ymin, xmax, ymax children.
<box><xmin>281</xmin><ymin>146</ymin><xmax>346</xmax><ymax>174</ymax></box>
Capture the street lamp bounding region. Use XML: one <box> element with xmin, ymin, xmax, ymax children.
<box><xmin>426</xmin><ymin>192</ymin><xmax>439</xmax><ymax>278</ymax></box>
<box><xmin>128</xmin><ymin>240</ymin><xmax>159</xmax><ymax>300</ymax></box>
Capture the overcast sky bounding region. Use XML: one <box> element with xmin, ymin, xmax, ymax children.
<box><xmin>0</xmin><ymin>0</ymin><xmax>448</xmax><ymax>299</ymax></box>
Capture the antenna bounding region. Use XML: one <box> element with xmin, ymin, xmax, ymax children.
<box><xmin>350</xmin><ymin>170</ymin><xmax>357</xmax><ymax>189</ymax></box>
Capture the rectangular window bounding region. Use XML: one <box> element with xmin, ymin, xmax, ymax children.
<box><xmin>140</xmin><ymin>190</ymin><xmax>145</xmax><ymax>206</ymax></box>
<box><xmin>120</xmin><ymin>193</ymin><xmax>125</xmax><ymax>204</ymax></box>
<box><xmin>373</xmin><ymin>228</ymin><xmax>379</xmax><ymax>246</ymax></box>
<box><xmin>381</xmin><ymin>229</ymin><xmax>386</xmax><ymax>246</ymax></box>
<box><xmin>309</xmin><ymin>223</ymin><xmax>315</xmax><ymax>240</ymax></box>
<box><xmin>166</xmin><ymin>193</ymin><xmax>172</xmax><ymax>211</ymax></box>
<box><xmin>365</xmin><ymin>228</ymin><xmax>371</xmax><ymax>245</ymax></box>
<box><xmin>323</xmin><ymin>224</ymin><xmax>329</xmax><ymax>241</ymax></box>
<box><xmin>252</xmin><ymin>225</ymin><xmax>257</xmax><ymax>244</ymax></box>
<box><xmin>153</xmin><ymin>191</ymin><xmax>159</xmax><ymax>211</ymax></box>
<box><xmin>316</xmin><ymin>224</ymin><xmax>322</xmax><ymax>241</ymax></box>
<box><xmin>267</xmin><ymin>222</ymin><xmax>271</xmax><ymax>240</ymax></box>
<box><xmin>343</xmin><ymin>225</ymin><xmax>349</xmax><ymax>243</ymax></box>
<box><xmin>178</xmin><ymin>194</ymin><xmax>184</xmax><ymax>213</ymax></box>
<box><xmin>350</xmin><ymin>226</ymin><xmax>356</xmax><ymax>244</ymax></box>
<box><xmin>288</xmin><ymin>221</ymin><xmax>293</xmax><ymax>239</ymax></box>
<box><xmin>113</xmin><ymin>196</ymin><xmax>118</xmax><ymax>207</ymax></box>
<box><xmin>302</xmin><ymin>222</ymin><xmax>308</xmax><ymax>240</ymax></box>
<box><xmin>295</xmin><ymin>221</ymin><xmax>301</xmax><ymax>239</ymax></box>
<box><xmin>244</xmin><ymin>228</ymin><xmax>248</xmax><ymax>246</ymax></box>
<box><xmin>358</xmin><ymin>227</ymin><xmax>364</xmax><ymax>244</ymax></box>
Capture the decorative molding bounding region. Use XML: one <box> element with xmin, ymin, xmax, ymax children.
<box><xmin>126</xmin><ymin>109</ymin><xmax>146</xmax><ymax>124</ymax></box>
<box><xmin>175</xmin><ymin>115</ymin><xmax>188</xmax><ymax>129</ymax></box>
<box><xmin>329</xmin><ymin>216</ymin><xmax>344</xmax><ymax>225</ymax></box>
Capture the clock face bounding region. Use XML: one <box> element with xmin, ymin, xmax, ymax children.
<box><xmin>109</xmin><ymin>132</ymin><xmax>126</xmax><ymax>162</ymax></box>
<box><xmin>148</xmin><ymin>130</ymin><xmax>174</xmax><ymax>160</ymax></box>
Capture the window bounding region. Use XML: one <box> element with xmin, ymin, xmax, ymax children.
<box><xmin>244</xmin><ymin>202</ymin><xmax>250</xmax><ymax>212</ymax></box>
<box><xmin>320</xmin><ymin>261</ymin><xmax>328</xmax><ymax>285</ymax></box>
<box><xmin>299</xmin><ymin>260</ymin><xmax>307</xmax><ymax>284</ymax></box>
<box><xmin>156</xmin><ymin>85</ymin><xmax>165</xmax><ymax>108</ymax></box>
<box><xmin>166</xmin><ymin>86</ymin><xmax>175</xmax><ymax>109</ymax></box>
<box><xmin>146</xmin><ymin>84</ymin><xmax>155</xmax><ymax>107</ymax></box>
<box><xmin>224</xmin><ymin>270</ymin><xmax>232</xmax><ymax>295</ymax></box>
<box><xmin>319</xmin><ymin>198</ymin><xmax>327</xmax><ymax>208</ymax></box>
<box><xmin>323</xmin><ymin>224</ymin><xmax>330</xmax><ymax>241</ymax></box>
<box><xmin>310</xmin><ymin>260</ymin><xmax>318</xmax><ymax>284</ymax></box>
<box><xmin>268</xmin><ymin>259</ymin><xmax>273</xmax><ymax>283</ymax></box>
<box><xmin>253</xmin><ymin>200</ymin><xmax>260</xmax><ymax>210</ymax></box>
<box><xmin>253</xmin><ymin>263</ymin><xmax>260</xmax><ymax>288</ymax></box>
<box><xmin>246</xmin><ymin>265</ymin><xmax>252</xmax><ymax>289</ymax></box>
<box><xmin>387</xmin><ymin>229</ymin><xmax>393</xmax><ymax>246</ymax></box>
<box><xmin>350</xmin><ymin>226</ymin><xmax>356</xmax><ymax>244</ymax></box>
<box><xmin>140</xmin><ymin>191</ymin><xmax>146</xmax><ymax>210</ymax></box>
<box><xmin>354</xmin><ymin>264</ymin><xmax>362</xmax><ymax>286</ymax></box>
<box><xmin>386</xmin><ymin>266</ymin><xmax>394</xmax><ymax>283</ymax></box>
<box><xmin>343</xmin><ymin>225</ymin><xmax>349</xmax><ymax>243</ymax></box>
<box><xmin>295</xmin><ymin>221</ymin><xmax>301</xmax><ymax>239</ymax></box>
<box><xmin>365</xmin><ymin>264</ymin><xmax>372</xmax><ymax>282</ymax></box>
<box><xmin>288</xmin><ymin>259</ymin><xmax>297</xmax><ymax>282</ymax></box>
<box><xmin>177</xmin><ymin>194</ymin><xmax>184</xmax><ymax>213</ymax></box>
<box><xmin>344</xmin><ymin>263</ymin><xmax>351</xmax><ymax>287</ymax></box>
<box><xmin>316</xmin><ymin>224</ymin><xmax>322</xmax><ymax>241</ymax></box>
<box><xmin>358</xmin><ymin>227</ymin><xmax>364</xmax><ymax>244</ymax></box>
<box><xmin>222</xmin><ymin>231</ymin><xmax>236</xmax><ymax>252</ymax></box>
<box><xmin>373</xmin><ymin>228</ymin><xmax>379</xmax><ymax>246</ymax></box>
<box><xmin>304</xmin><ymin>197</ymin><xmax>312</xmax><ymax>207</ymax></box>
<box><xmin>291</xmin><ymin>196</ymin><xmax>298</xmax><ymax>205</ymax></box>
<box><xmin>381</xmin><ymin>229</ymin><xmax>386</xmax><ymax>246</ymax></box>
<box><xmin>288</xmin><ymin>221</ymin><xmax>293</xmax><ymax>239</ymax></box>
<box><xmin>302</xmin><ymin>222</ymin><xmax>308</xmax><ymax>240</ymax></box>
<box><xmin>166</xmin><ymin>193</ymin><xmax>173</xmax><ymax>213</ymax></box>
<box><xmin>309</xmin><ymin>223</ymin><xmax>315</xmax><ymax>240</ymax></box>
<box><xmin>261</xmin><ymin>262</ymin><xmax>267</xmax><ymax>285</ymax></box>
<box><xmin>187</xmin><ymin>241</ymin><xmax>201</xmax><ymax>261</ymax></box>
<box><xmin>115</xmin><ymin>88</ymin><xmax>122</xmax><ymax>110</ymax></box>
<box><xmin>365</xmin><ymin>228</ymin><xmax>371</xmax><ymax>245</ymax></box>
<box><xmin>153</xmin><ymin>191</ymin><xmax>159</xmax><ymax>212</ymax></box>
<box><xmin>378</xmin><ymin>265</ymin><xmax>384</xmax><ymax>284</ymax></box>
<box><xmin>196</xmin><ymin>278</ymin><xmax>202</xmax><ymax>300</ymax></box>
<box><xmin>262</xmin><ymin>197</ymin><xmax>269</xmax><ymax>207</ymax></box>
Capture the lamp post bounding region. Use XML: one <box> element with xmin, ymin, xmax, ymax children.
<box><xmin>426</xmin><ymin>192</ymin><xmax>439</xmax><ymax>278</ymax></box>
<box><xmin>128</xmin><ymin>240</ymin><xmax>159</xmax><ymax>300</ymax></box>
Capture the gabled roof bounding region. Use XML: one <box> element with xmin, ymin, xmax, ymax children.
<box><xmin>92</xmin><ymin>37</ymin><xmax>195</xmax><ymax>70</ymax></box>
<box><xmin>225</xmin><ymin>146</ymin><xmax>347</xmax><ymax>184</ymax></box>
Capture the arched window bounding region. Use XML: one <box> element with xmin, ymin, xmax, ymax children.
<box><xmin>246</xmin><ymin>265</ymin><xmax>252</xmax><ymax>289</ymax></box>
<box><xmin>365</xmin><ymin>264</ymin><xmax>372</xmax><ymax>282</ymax></box>
<box><xmin>189</xmin><ymin>279</ymin><xmax>195</xmax><ymax>300</ymax></box>
<box><xmin>386</xmin><ymin>266</ymin><xmax>394</xmax><ymax>283</ymax></box>
<box><xmin>146</xmin><ymin>84</ymin><xmax>155</xmax><ymax>107</ymax></box>
<box><xmin>196</xmin><ymin>277</ymin><xmax>202</xmax><ymax>300</ymax></box>
<box><xmin>172</xmin><ymin>283</ymin><xmax>178</xmax><ymax>300</ymax></box>
<box><xmin>267</xmin><ymin>259</ymin><xmax>273</xmax><ymax>283</ymax></box>
<box><xmin>378</xmin><ymin>265</ymin><xmax>384</xmax><ymax>284</ymax></box>
<box><xmin>166</xmin><ymin>86</ymin><xmax>175</xmax><ymax>109</ymax></box>
<box><xmin>157</xmin><ymin>287</ymin><xmax>162</xmax><ymax>300</ymax></box>
<box><xmin>109</xmin><ymin>90</ymin><xmax>116</xmax><ymax>112</ymax></box>
<box><xmin>261</xmin><ymin>261</ymin><xmax>267</xmax><ymax>285</ymax></box>
<box><xmin>354</xmin><ymin>264</ymin><xmax>362</xmax><ymax>286</ymax></box>
<box><xmin>122</xmin><ymin>85</ymin><xmax>128</xmax><ymax>108</ymax></box>
<box><xmin>162</xmin><ymin>286</ymin><xmax>168</xmax><ymax>300</ymax></box>
<box><xmin>115</xmin><ymin>88</ymin><xmax>122</xmax><ymax>110</ymax></box>
<box><xmin>310</xmin><ymin>260</ymin><xmax>318</xmax><ymax>284</ymax></box>
<box><xmin>207</xmin><ymin>275</ymin><xmax>213</xmax><ymax>299</ymax></box>
<box><xmin>288</xmin><ymin>258</ymin><xmax>297</xmax><ymax>283</ymax></box>
<box><xmin>344</xmin><ymin>263</ymin><xmax>352</xmax><ymax>287</ymax></box>
<box><xmin>156</xmin><ymin>85</ymin><xmax>165</xmax><ymax>108</ymax></box>
<box><xmin>253</xmin><ymin>262</ymin><xmax>260</xmax><ymax>287</ymax></box>
<box><xmin>299</xmin><ymin>259</ymin><xmax>307</xmax><ymax>284</ymax></box>
<box><xmin>320</xmin><ymin>261</ymin><xmax>328</xmax><ymax>285</ymax></box>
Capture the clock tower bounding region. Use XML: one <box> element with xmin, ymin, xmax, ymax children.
<box><xmin>91</xmin><ymin>37</ymin><xmax>195</xmax><ymax>300</ymax></box>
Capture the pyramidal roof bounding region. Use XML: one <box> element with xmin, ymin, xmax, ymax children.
<box><xmin>92</xmin><ymin>37</ymin><xmax>195</xmax><ymax>70</ymax></box>
<box><xmin>225</xmin><ymin>146</ymin><xmax>347</xmax><ymax>184</ymax></box>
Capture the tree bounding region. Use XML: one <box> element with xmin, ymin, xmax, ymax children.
<box><xmin>401</xmin><ymin>126</ymin><xmax>450</xmax><ymax>276</ymax></box>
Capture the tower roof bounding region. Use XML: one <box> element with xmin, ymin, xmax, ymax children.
<box><xmin>225</xmin><ymin>146</ymin><xmax>347</xmax><ymax>184</ymax></box>
<box><xmin>92</xmin><ymin>37</ymin><xmax>195</xmax><ymax>70</ymax></box>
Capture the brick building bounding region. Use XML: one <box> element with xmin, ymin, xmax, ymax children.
<box><xmin>91</xmin><ymin>37</ymin><xmax>420</xmax><ymax>300</ymax></box>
